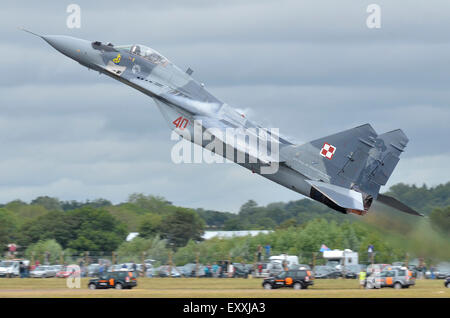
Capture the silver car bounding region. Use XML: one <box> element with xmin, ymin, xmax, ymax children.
<box><xmin>52</xmin><ymin>265</ymin><xmax>64</xmax><ymax>272</ymax></box>
<box><xmin>30</xmin><ymin>265</ymin><xmax>57</xmax><ymax>278</ymax></box>
<box><xmin>365</xmin><ymin>267</ymin><xmax>415</xmax><ymax>289</ymax></box>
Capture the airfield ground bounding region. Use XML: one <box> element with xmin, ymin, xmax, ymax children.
<box><xmin>0</xmin><ymin>278</ymin><xmax>448</xmax><ymax>298</ymax></box>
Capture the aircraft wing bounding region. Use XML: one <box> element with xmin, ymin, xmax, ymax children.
<box><xmin>194</xmin><ymin>115</ymin><xmax>282</xmax><ymax>165</ymax></box>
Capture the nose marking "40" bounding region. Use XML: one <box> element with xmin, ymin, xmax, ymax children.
<box><xmin>172</xmin><ymin>116</ymin><xmax>189</xmax><ymax>130</ymax></box>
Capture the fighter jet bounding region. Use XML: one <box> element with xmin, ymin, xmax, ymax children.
<box><xmin>24</xmin><ymin>30</ymin><xmax>423</xmax><ymax>217</ymax></box>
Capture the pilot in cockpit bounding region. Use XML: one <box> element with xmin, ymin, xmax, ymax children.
<box><xmin>131</xmin><ymin>45</ymin><xmax>141</xmax><ymax>56</ymax></box>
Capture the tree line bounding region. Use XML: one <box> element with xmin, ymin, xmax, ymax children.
<box><xmin>197</xmin><ymin>182</ymin><xmax>450</xmax><ymax>234</ymax></box>
<box><xmin>0</xmin><ymin>182</ymin><xmax>448</xmax><ymax>264</ymax></box>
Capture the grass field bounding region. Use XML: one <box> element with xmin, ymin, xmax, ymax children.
<box><xmin>0</xmin><ymin>277</ymin><xmax>448</xmax><ymax>298</ymax></box>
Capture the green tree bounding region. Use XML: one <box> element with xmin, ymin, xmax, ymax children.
<box><xmin>276</xmin><ymin>218</ymin><xmax>298</xmax><ymax>230</ymax></box>
<box><xmin>116</xmin><ymin>236</ymin><xmax>168</xmax><ymax>264</ymax></box>
<box><xmin>31</xmin><ymin>196</ymin><xmax>63</xmax><ymax>211</ymax></box>
<box><xmin>195</xmin><ymin>208</ymin><xmax>236</xmax><ymax>229</ymax></box>
<box><xmin>84</xmin><ymin>198</ymin><xmax>112</xmax><ymax>209</ymax></box>
<box><xmin>128</xmin><ymin>193</ymin><xmax>171</xmax><ymax>212</ymax></box>
<box><xmin>256</xmin><ymin>217</ymin><xmax>276</xmax><ymax>229</ymax></box>
<box><xmin>19</xmin><ymin>211</ymin><xmax>75</xmax><ymax>249</ymax></box>
<box><xmin>429</xmin><ymin>206</ymin><xmax>450</xmax><ymax>234</ymax></box>
<box><xmin>238</xmin><ymin>200</ymin><xmax>260</xmax><ymax>223</ymax></box>
<box><xmin>66</xmin><ymin>207</ymin><xmax>128</xmax><ymax>252</ymax></box>
<box><xmin>0</xmin><ymin>208</ymin><xmax>19</xmax><ymax>247</ymax></box>
<box><xmin>223</xmin><ymin>218</ymin><xmax>243</xmax><ymax>230</ymax></box>
<box><xmin>24</xmin><ymin>239</ymin><xmax>63</xmax><ymax>264</ymax></box>
<box><xmin>5</xmin><ymin>200</ymin><xmax>48</xmax><ymax>222</ymax></box>
<box><xmin>20</xmin><ymin>207</ymin><xmax>129</xmax><ymax>253</ymax></box>
<box><xmin>138</xmin><ymin>214</ymin><xmax>163</xmax><ymax>238</ymax></box>
<box><xmin>159</xmin><ymin>209</ymin><xmax>205</xmax><ymax>248</ymax></box>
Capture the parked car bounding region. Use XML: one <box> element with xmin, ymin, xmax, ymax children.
<box><xmin>262</xmin><ymin>269</ymin><xmax>314</xmax><ymax>290</ymax></box>
<box><xmin>135</xmin><ymin>264</ymin><xmax>143</xmax><ymax>272</ymax></box>
<box><xmin>52</xmin><ymin>265</ymin><xmax>64</xmax><ymax>273</ymax></box>
<box><xmin>48</xmin><ymin>266</ymin><xmax>59</xmax><ymax>276</ymax></box>
<box><xmin>144</xmin><ymin>259</ymin><xmax>156</xmax><ymax>269</ymax></box>
<box><xmin>365</xmin><ymin>267</ymin><xmax>415</xmax><ymax>289</ymax></box>
<box><xmin>445</xmin><ymin>277</ymin><xmax>450</xmax><ymax>288</ymax></box>
<box><xmin>88</xmin><ymin>271</ymin><xmax>137</xmax><ymax>290</ymax></box>
<box><xmin>254</xmin><ymin>262</ymin><xmax>270</xmax><ymax>277</ymax></box>
<box><xmin>30</xmin><ymin>265</ymin><xmax>57</xmax><ymax>278</ymax></box>
<box><xmin>141</xmin><ymin>264</ymin><xmax>153</xmax><ymax>277</ymax></box>
<box><xmin>56</xmin><ymin>265</ymin><xmax>81</xmax><ymax>278</ymax></box>
<box><xmin>296</xmin><ymin>264</ymin><xmax>311</xmax><ymax>270</ymax></box>
<box><xmin>405</xmin><ymin>265</ymin><xmax>419</xmax><ymax>278</ymax></box>
<box><xmin>157</xmin><ymin>265</ymin><xmax>182</xmax><ymax>277</ymax></box>
<box><xmin>425</xmin><ymin>267</ymin><xmax>447</xmax><ymax>279</ymax></box>
<box><xmin>245</xmin><ymin>264</ymin><xmax>254</xmax><ymax>275</ymax></box>
<box><xmin>435</xmin><ymin>264</ymin><xmax>450</xmax><ymax>279</ymax></box>
<box><xmin>366</xmin><ymin>264</ymin><xmax>391</xmax><ymax>274</ymax></box>
<box><xmin>437</xmin><ymin>271</ymin><xmax>450</xmax><ymax>279</ymax></box>
<box><xmin>121</xmin><ymin>263</ymin><xmax>137</xmax><ymax>271</ymax></box>
<box><xmin>267</xmin><ymin>262</ymin><xmax>284</xmax><ymax>277</ymax></box>
<box><xmin>179</xmin><ymin>263</ymin><xmax>205</xmax><ymax>277</ymax></box>
<box><xmin>313</xmin><ymin>266</ymin><xmax>341</xmax><ymax>279</ymax></box>
<box><xmin>108</xmin><ymin>264</ymin><xmax>122</xmax><ymax>272</ymax></box>
<box><xmin>116</xmin><ymin>263</ymin><xmax>134</xmax><ymax>271</ymax></box>
<box><xmin>392</xmin><ymin>262</ymin><xmax>404</xmax><ymax>267</ymax></box>
<box><xmin>87</xmin><ymin>264</ymin><xmax>101</xmax><ymax>277</ymax></box>
<box><xmin>232</xmin><ymin>263</ymin><xmax>249</xmax><ymax>278</ymax></box>
<box><xmin>342</xmin><ymin>265</ymin><xmax>365</xmax><ymax>279</ymax></box>
<box><xmin>97</xmin><ymin>259</ymin><xmax>112</xmax><ymax>268</ymax></box>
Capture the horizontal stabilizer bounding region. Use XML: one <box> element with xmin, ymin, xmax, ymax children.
<box><xmin>376</xmin><ymin>194</ymin><xmax>424</xmax><ymax>217</ymax></box>
<box><xmin>306</xmin><ymin>180</ymin><xmax>365</xmax><ymax>211</ymax></box>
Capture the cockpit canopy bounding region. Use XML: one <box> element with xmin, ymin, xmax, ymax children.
<box><xmin>115</xmin><ymin>44</ymin><xmax>169</xmax><ymax>66</ymax></box>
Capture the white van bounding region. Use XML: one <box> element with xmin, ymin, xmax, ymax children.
<box><xmin>323</xmin><ymin>249</ymin><xmax>359</xmax><ymax>270</ymax></box>
<box><xmin>0</xmin><ymin>260</ymin><xmax>20</xmax><ymax>277</ymax></box>
<box><xmin>269</xmin><ymin>254</ymin><xmax>299</xmax><ymax>272</ymax></box>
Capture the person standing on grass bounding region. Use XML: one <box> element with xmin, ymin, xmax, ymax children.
<box><xmin>359</xmin><ymin>270</ymin><xmax>366</xmax><ymax>289</ymax></box>
<box><xmin>19</xmin><ymin>262</ymin><xmax>25</xmax><ymax>278</ymax></box>
<box><xmin>220</xmin><ymin>261</ymin><xmax>226</xmax><ymax>278</ymax></box>
<box><xmin>258</xmin><ymin>263</ymin><xmax>263</xmax><ymax>276</ymax></box>
<box><xmin>212</xmin><ymin>262</ymin><xmax>219</xmax><ymax>277</ymax></box>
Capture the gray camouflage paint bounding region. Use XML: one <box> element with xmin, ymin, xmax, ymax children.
<box><xmin>28</xmin><ymin>32</ymin><xmax>421</xmax><ymax>216</ymax></box>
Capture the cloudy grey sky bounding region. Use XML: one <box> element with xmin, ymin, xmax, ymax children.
<box><xmin>0</xmin><ymin>1</ymin><xmax>449</xmax><ymax>212</ymax></box>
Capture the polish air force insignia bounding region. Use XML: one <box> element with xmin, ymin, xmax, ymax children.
<box><xmin>320</xmin><ymin>143</ymin><xmax>336</xmax><ymax>160</ymax></box>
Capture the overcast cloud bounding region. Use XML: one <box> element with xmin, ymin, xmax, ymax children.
<box><xmin>0</xmin><ymin>1</ymin><xmax>449</xmax><ymax>212</ymax></box>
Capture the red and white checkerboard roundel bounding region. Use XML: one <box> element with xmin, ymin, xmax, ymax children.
<box><xmin>320</xmin><ymin>142</ymin><xmax>336</xmax><ymax>160</ymax></box>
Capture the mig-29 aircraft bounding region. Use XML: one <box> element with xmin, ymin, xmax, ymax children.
<box><xmin>23</xmin><ymin>29</ymin><xmax>423</xmax><ymax>217</ymax></box>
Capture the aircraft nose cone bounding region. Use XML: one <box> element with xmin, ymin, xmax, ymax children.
<box><xmin>41</xmin><ymin>35</ymin><xmax>103</xmax><ymax>68</ymax></box>
<box><xmin>41</xmin><ymin>35</ymin><xmax>85</xmax><ymax>59</ymax></box>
